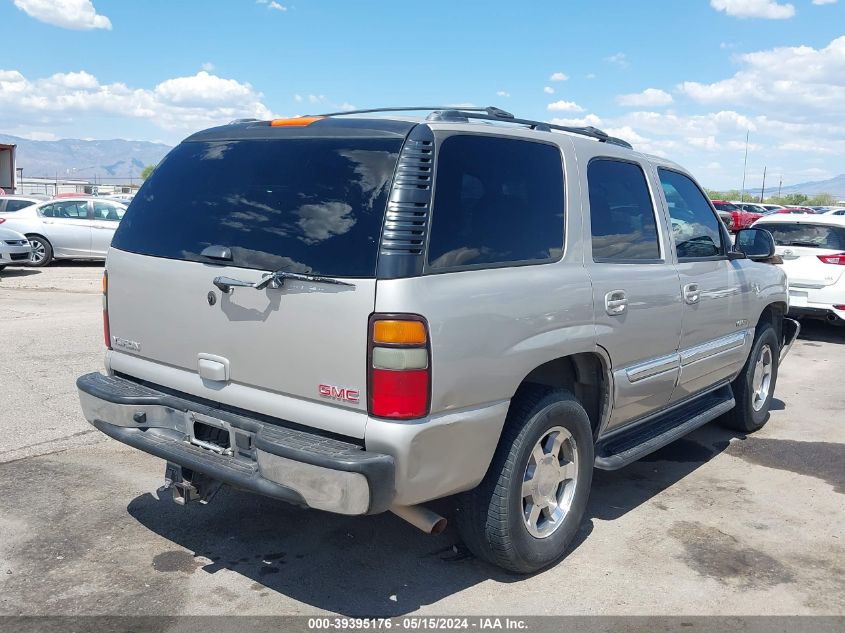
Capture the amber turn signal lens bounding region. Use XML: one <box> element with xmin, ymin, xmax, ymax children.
<box><xmin>373</xmin><ymin>320</ymin><xmax>427</xmax><ymax>345</ymax></box>
<box><xmin>270</xmin><ymin>116</ymin><xmax>325</xmax><ymax>127</ymax></box>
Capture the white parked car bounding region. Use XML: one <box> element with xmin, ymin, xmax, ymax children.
<box><xmin>753</xmin><ymin>214</ymin><xmax>845</xmax><ymax>325</ymax></box>
<box><xmin>0</xmin><ymin>198</ymin><xmax>127</xmax><ymax>266</ymax></box>
<box><xmin>823</xmin><ymin>207</ymin><xmax>845</xmax><ymax>216</ymax></box>
<box><xmin>0</xmin><ymin>226</ymin><xmax>33</xmax><ymax>271</ymax></box>
<box><xmin>0</xmin><ymin>196</ymin><xmax>43</xmax><ymax>213</ymax></box>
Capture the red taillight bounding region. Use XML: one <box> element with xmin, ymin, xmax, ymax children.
<box><xmin>102</xmin><ymin>270</ymin><xmax>111</xmax><ymax>349</ymax></box>
<box><xmin>368</xmin><ymin>314</ymin><xmax>430</xmax><ymax>420</ymax></box>
<box><xmin>0</xmin><ymin>218</ymin><xmax>5</xmax><ymax>224</ymax></box>
<box><xmin>818</xmin><ymin>253</ymin><xmax>845</xmax><ymax>265</ymax></box>
<box><xmin>370</xmin><ymin>369</ymin><xmax>429</xmax><ymax>419</ymax></box>
<box><xmin>835</xmin><ymin>305</ymin><xmax>845</xmax><ymax>311</ymax></box>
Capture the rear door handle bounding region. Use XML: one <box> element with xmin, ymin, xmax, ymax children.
<box><xmin>684</xmin><ymin>283</ymin><xmax>700</xmax><ymax>304</ymax></box>
<box><xmin>605</xmin><ymin>290</ymin><xmax>628</xmax><ymax>316</ymax></box>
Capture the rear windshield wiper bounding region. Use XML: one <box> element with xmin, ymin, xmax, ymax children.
<box><xmin>213</xmin><ymin>270</ymin><xmax>355</xmax><ymax>294</ymax></box>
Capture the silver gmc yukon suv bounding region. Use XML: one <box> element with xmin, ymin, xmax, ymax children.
<box><xmin>77</xmin><ymin>106</ymin><xmax>799</xmax><ymax>573</ymax></box>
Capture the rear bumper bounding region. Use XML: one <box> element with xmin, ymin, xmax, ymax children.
<box><xmin>76</xmin><ymin>372</ymin><xmax>395</xmax><ymax>515</ymax></box>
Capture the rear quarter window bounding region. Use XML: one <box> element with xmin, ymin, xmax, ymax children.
<box><xmin>426</xmin><ymin>135</ymin><xmax>564</xmax><ymax>271</ymax></box>
<box><xmin>3</xmin><ymin>199</ymin><xmax>35</xmax><ymax>212</ymax></box>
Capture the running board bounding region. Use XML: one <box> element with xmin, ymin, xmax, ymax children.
<box><xmin>594</xmin><ymin>385</ymin><xmax>735</xmax><ymax>470</ymax></box>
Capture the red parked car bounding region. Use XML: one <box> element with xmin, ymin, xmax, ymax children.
<box><xmin>711</xmin><ymin>200</ymin><xmax>763</xmax><ymax>230</ymax></box>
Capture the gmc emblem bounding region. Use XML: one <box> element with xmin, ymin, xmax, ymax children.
<box><xmin>319</xmin><ymin>384</ymin><xmax>360</xmax><ymax>404</ymax></box>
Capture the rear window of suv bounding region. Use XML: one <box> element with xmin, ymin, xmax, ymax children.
<box><xmin>112</xmin><ymin>138</ymin><xmax>402</xmax><ymax>277</ymax></box>
<box><xmin>756</xmin><ymin>222</ymin><xmax>845</xmax><ymax>250</ymax></box>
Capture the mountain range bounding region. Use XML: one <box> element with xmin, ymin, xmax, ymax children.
<box><xmin>747</xmin><ymin>174</ymin><xmax>845</xmax><ymax>200</ymax></box>
<box><xmin>0</xmin><ymin>134</ymin><xmax>172</xmax><ymax>182</ymax></box>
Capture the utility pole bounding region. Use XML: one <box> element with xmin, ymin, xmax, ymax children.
<box><xmin>778</xmin><ymin>176</ymin><xmax>782</xmax><ymax>199</ymax></box>
<box><xmin>740</xmin><ymin>130</ymin><xmax>749</xmax><ymax>202</ymax></box>
<box><xmin>759</xmin><ymin>166</ymin><xmax>767</xmax><ymax>203</ymax></box>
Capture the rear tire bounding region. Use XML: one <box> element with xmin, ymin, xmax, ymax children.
<box><xmin>456</xmin><ymin>385</ymin><xmax>594</xmax><ymax>573</ymax></box>
<box><xmin>26</xmin><ymin>235</ymin><xmax>53</xmax><ymax>267</ymax></box>
<box><xmin>720</xmin><ymin>324</ymin><xmax>779</xmax><ymax>433</ymax></box>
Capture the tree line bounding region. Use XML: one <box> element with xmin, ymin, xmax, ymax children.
<box><xmin>704</xmin><ymin>190</ymin><xmax>840</xmax><ymax>207</ymax></box>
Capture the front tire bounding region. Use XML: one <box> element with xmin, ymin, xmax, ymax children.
<box><xmin>456</xmin><ymin>386</ymin><xmax>594</xmax><ymax>573</ymax></box>
<box><xmin>27</xmin><ymin>236</ymin><xmax>53</xmax><ymax>267</ymax></box>
<box><xmin>720</xmin><ymin>324</ymin><xmax>779</xmax><ymax>433</ymax></box>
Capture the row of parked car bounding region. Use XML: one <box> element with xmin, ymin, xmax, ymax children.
<box><xmin>711</xmin><ymin>199</ymin><xmax>845</xmax><ymax>232</ymax></box>
<box><xmin>0</xmin><ymin>194</ymin><xmax>128</xmax><ymax>269</ymax></box>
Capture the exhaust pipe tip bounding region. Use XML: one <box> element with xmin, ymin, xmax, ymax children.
<box><xmin>430</xmin><ymin>516</ymin><xmax>448</xmax><ymax>535</ymax></box>
<box><xmin>391</xmin><ymin>504</ymin><xmax>448</xmax><ymax>535</ymax></box>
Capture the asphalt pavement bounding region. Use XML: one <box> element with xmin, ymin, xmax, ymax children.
<box><xmin>1</xmin><ymin>263</ymin><xmax>843</xmax><ymax>617</ymax></box>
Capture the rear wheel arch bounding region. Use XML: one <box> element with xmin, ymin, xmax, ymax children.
<box><xmin>514</xmin><ymin>352</ymin><xmax>610</xmax><ymax>439</ymax></box>
<box><xmin>755</xmin><ymin>301</ymin><xmax>787</xmax><ymax>342</ymax></box>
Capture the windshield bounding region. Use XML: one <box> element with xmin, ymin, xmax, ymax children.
<box><xmin>112</xmin><ymin>138</ymin><xmax>403</xmax><ymax>277</ymax></box>
<box><xmin>756</xmin><ymin>222</ymin><xmax>845</xmax><ymax>249</ymax></box>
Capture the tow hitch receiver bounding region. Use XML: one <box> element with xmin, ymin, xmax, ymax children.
<box><xmin>159</xmin><ymin>462</ymin><xmax>222</xmax><ymax>506</ymax></box>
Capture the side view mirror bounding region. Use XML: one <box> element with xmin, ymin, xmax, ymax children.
<box><xmin>734</xmin><ymin>228</ymin><xmax>776</xmax><ymax>261</ymax></box>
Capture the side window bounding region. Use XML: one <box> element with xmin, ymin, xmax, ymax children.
<box><xmin>427</xmin><ymin>135</ymin><xmax>564</xmax><ymax>270</ymax></box>
<box><xmin>588</xmin><ymin>159</ymin><xmax>661</xmax><ymax>262</ymax></box>
<box><xmin>93</xmin><ymin>202</ymin><xmax>125</xmax><ymax>221</ymax></box>
<box><xmin>40</xmin><ymin>203</ymin><xmax>56</xmax><ymax>218</ymax></box>
<box><xmin>54</xmin><ymin>201</ymin><xmax>89</xmax><ymax>219</ymax></box>
<box><xmin>658</xmin><ymin>169</ymin><xmax>724</xmax><ymax>259</ymax></box>
<box><xmin>4</xmin><ymin>200</ymin><xmax>34</xmax><ymax>212</ymax></box>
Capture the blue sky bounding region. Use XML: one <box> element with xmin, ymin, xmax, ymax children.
<box><xmin>1</xmin><ymin>0</ymin><xmax>844</xmax><ymax>189</ymax></box>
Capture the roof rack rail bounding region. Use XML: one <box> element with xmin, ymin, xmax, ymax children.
<box><xmin>309</xmin><ymin>105</ymin><xmax>633</xmax><ymax>149</ymax></box>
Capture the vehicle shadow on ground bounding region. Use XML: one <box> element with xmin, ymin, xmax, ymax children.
<box><xmin>128</xmin><ymin>422</ymin><xmax>747</xmax><ymax>616</ymax></box>
<box><xmin>0</xmin><ymin>268</ymin><xmax>40</xmax><ymax>278</ymax></box>
<box><xmin>586</xmin><ymin>423</ymin><xmax>741</xmax><ymax>523</ymax></box>
<box><xmin>49</xmin><ymin>260</ymin><xmax>105</xmax><ymax>268</ymax></box>
<box><xmin>797</xmin><ymin>319</ymin><xmax>845</xmax><ymax>345</ymax></box>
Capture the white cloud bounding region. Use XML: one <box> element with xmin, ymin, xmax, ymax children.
<box><xmin>496</xmin><ymin>90</ymin><xmax>510</xmax><ymax>97</ymax></box>
<box><xmin>154</xmin><ymin>71</ymin><xmax>257</xmax><ymax>107</ymax></box>
<box><xmin>586</xmin><ymin>73</ymin><xmax>597</xmax><ymax>80</ymax></box>
<box><xmin>0</xmin><ymin>68</ymin><xmax>274</xmax><ymax>134</ymax></box>
<box><xmin>710</xmin><ymin>0</ymin><xmax>795</xmax><ymax>19</ymax></box>
<box><xmin>678</xmin><ymin>36</ymin><xmax>845</xmax><ymax>121</ymax></box>
<box><xmin>605</xmin><ymin>53</ymin><xmax>629</xmax><ymax>68</ymax></box>
<box><xmin>14</xmin><ymin>0</ymin><xmax>111</xmax><ymax>30</ymax></box>
<box><xmin>549</xmin><ymin>114</ymin><xmax>604</xmax><ymax>128</ymax></box>
<box><xmin>812</xmin><ymin>0</ymin><xmax>836</xmax><ymax>4</ymax></box>
<box><xmin>549</xmin><ymin>72</ymin><xmax>568</xmax><ymax>82</ymax></box>
<box><xmin>257</xmin><ymin>0</ymin><xmax>287</xmax><ymax>9</ymax></box>
<box><xmin>201</xmin><ymin>62</ymin><xmax>215</xmax><ymax>72</ymax></box>
<box><xmin>547</xmin><ymin>100</ymin><xmax>585</xmax><ymax>113</ymax></box>
<box><xmin>543</xmin><ymin>86</ymin><xmax>555</xmax><ymax>94</ymax></box>
<box><xmin>616</xmin><ymin>88</ymin><xmax>674</xmax><ymax>107</ymax></box>
<box><xmin>539</xmin><ymin>38</ymin><xmax>845</xmax><ymax>189</ymax></box>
